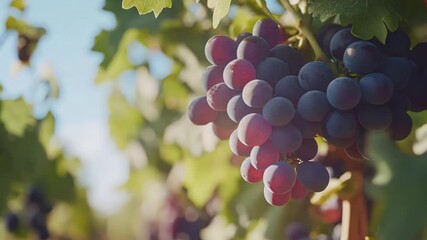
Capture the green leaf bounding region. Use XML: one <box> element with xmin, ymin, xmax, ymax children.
<box><xmin>122</xmin><ymin>0</ymin><xmax>172</xmax><ymax>17</ymax></box>
<box><xmin>109</xmin><ymin>90</ymin><xmax>144</xmax><ymax>149</ymax></box>
<box><xmin>10</xmin><ymin>0</ymin><xmax>26</xmax><ymax>11</ymax></box>
<box><xmin>0</xmin><ymin>98</ymin><xmax>35</xmax><ymax>137</ymax></box>
<box><xmin>308</xmin><ymin>0</ymin><xmax>402</xmax><ymax>42</ymax></box>
<box><xmin>208</xmin><ymin>0</ymin><xmax>232</xmax><ymax>28</ymax></box>
<box><xmin>367</xmin><ymin>133</ymin><xmax>427</xmax><ymax>240</ymax></box>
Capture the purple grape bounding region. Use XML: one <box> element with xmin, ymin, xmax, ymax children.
<box><xmin>359</xmin><ymin>73</ymin><xmax>394</xmax><ymax>105</ymax></box>
<box><xmin>235</xmin><ymin>32</ymin><xmax>252</xmax><ymax>45</ymax></box>
<box><xmin>213</xmin><ymin>111</ymin><xmax>237</xmax><ymax>130</ymax></box>
<box><xmin>223</xmin><ymin>59</ymin><xmax>256</xmax><ymax>91</ymax></box>
<box><xmin>326</xmin><ymin>77</ymin><xmax>361</xmax><ymax>110</ymax></box>
<box><xmin>357</xmin><ymin>103</ymin><xmax>392</xmax><ymax>131</ymax></box>
<box><xmin>295</xmin><ymin>138</ymin><xmax>318</xmax><ymax>161</ymax></box>
<box><xmin>270</xmin><ymin>124</ymin><xmax>303</xmax><ymax>153</ymax></box>
<box><xmin>298</xmin><ymin>61</ymin><xmax>335</xmax><ymax>91</ymax></box>
<box><xmin>379</xmin><ymin>57</ymin><xmax>412</xmax><ymax>90</ymax></box>
<box><xmin>207</xmin><ymin>82</ymin><xmax>238</xmax><ymax>111</ymax></box>
<box><xmin>250</xmin><ymin>141</ymin><xmax>280</xmax><ymax>170</ymax></box>
<box><xmin>205</xmin><ymin>35</ymin><xmax>237</xmax><ymax>66</ymax></box>
<box><xmin>201</xmin><ymin>65</ymin><xmax>224</xmax><ymax>91</ymax></box>
<box><xmin>292</xmin><ymin>112</ymin><xmax>321</xmax><ymax>138</ymax></box>
<box><xmin>330</xmin><ymin>27</ymin><xmax>358</xmax><ymax>60</ymax></box>
<box><xmin>388</xmin><ymin>111</ymin><xmax>412</xmax><ymax>141</ymax></box>
<box><xmin>343</xmin><ymin>41</ymin><xmax>384</xmax><ymax>75</ymax></box>
<box><xmin>227</xmin><ymin>95</ymin><xmax>260</xmax><ymax>123</ymax></box>
<box><xmin>263</xmin><ymin>161</ymin><xmax>296</xmax><ymax>193</ymax></box>
<box><xmin>384</xmin><ymin>28</ymin><xmax>410</xmax><ymax>57</ymax></box>
<box><xmin>188</xmin><ymin>96</ymin><xmax>218</xmax><ymax>125</ymax></box>
<box><xmin>242</xmin><ymin>79</ymin><xmax>273</xmax><ymax>108</ymax></box>
<box><xmin>252</xmin><ymin>18</ymin><xmax>281</xmax><ymax>48</ymax></box>
<box><xmin>275</xmin><ymin>75</ymin><xmax>306</xmax><ymax>106</ymax></box>
<box><xmin>325</xmin><ymin>111</ymin><xmax>358</xmax><ymax>139</ymax></box>
<box><xmin>285</xmin><ymin>222</ymin><xmax>310</xmax><ymax>240</ymax></box>
<box><xmin>237</xmin><ymin>35</ymin><xmax>270</xmax><ymax>66</ymax></box>
<box><xmin>262</xmin><ymin>97</ymin><xmax>295</xmax><ymax>126</ymax></box>
<box><xmin>297</xmin><ymin>161</ymin><xmax>330</xmax><ymax>192</ymax></box>
<box><xmin>241</xmin><ymin>157</ymin><xmax>264</xmax><ymax>183</ymax></box>
<box><xmin>263</xmin><ymin>187</ymin><xmax>291</xmax><ymax>206</ymax></box>
<box><xmin>291</xmin><ymin>179</ymin><xmax>309</xmax><ymax>199</ymax></box>
<box><xmin>297</xmin><ymin>91</ymin><xmax>331</xmax><ymax>122</ymax></box>
<box><xmin>410</xmin><ymin>42</ymin><xmax>427</xmax><ymax>70</ymax></box>
<box><xmin>316</xmin><ymin>23</ymin><xmax>342</xmax><ymax>58</ymax></box>
<box><xmin>237</xmin><ymin>113</ymin><xmax>272</xmax><ymax>146</ymax></box>
<box><xmin>270</xmin><ymin>44</ymin><xmax>305</xmax><ymax>74</ymax></box>
<box><xmin>212</xmin><ymin>124</ymin><xmax>234</xmax><ymax>140</ymax></box>
<box><xmin>256</xmin><ymin>57</ymin><xmax>290</xmax><ymax>87</ymax></box>
<box><xmin>229</xmin><ymin>130</ymin><xmax>252</xmax><ymax>157</ymax></box>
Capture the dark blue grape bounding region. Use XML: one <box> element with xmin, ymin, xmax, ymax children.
<box><xmin>357</xmin><ymin>103</ymin><xmax>392</xmax><ymax>131</ymax></box>
<box><xmin>359</xmin><ymin>73</ymin><xmax>394</xmax><ymax>105</ymax></box>
<box><xmin>256</xmin><ymin>57</ymin><xmax>290</xmax><ymax>87</ymax></box>
<box><xmin>379</xmin><ymin>57</ymin><xmax>412</xmax><ymax>90</ymax></box>
<box><xmin>262</xmin><ymin>97</ymin><xmax>295</xmax><ymax>126</ymax></box>
<box><xmin>343</xmin><ymin>41</ymin><xmax>384</xmax><ymax>75</ymax></box>
<box><xmin>297</xmin><ymin>91</ymin><xmax>331</xmax><ymax>122</ymax></box>
<box><xmin>325</xmin><ymin>111</ymin><xmax>358</xmax><ymax>139</ymax></box>
<box><xmin>407</xmin><ymin>70</ymin><xmax>427</xmax><ymax>112</ymax></box>
<box><xmin>275</xmin><ymin>75</ymin><xmax>306</xmax><ymax>106</ymax></box>
<box><xmin>384</xmin><ymin>28</ymin><xmax>410</xmax><ymax>57</ymax></box>
<box><xmin>285</xmin><ymin>222</ymin><xmax>310</xmax><ymax>240</ymax></box>
<box><xmin>292</xmin><ymin>112</ymin><xmax>321</xmax><ymax>138</ymax></box>
<box><xmin>5</xmin><ymin>213</ymin><xmax>19</xmax><ymax>232</ymax></box>
<box><xmin>410</xmin><ymin>43</ymin><xmax>427</xmax><ymax>70</ymax></box>
<box><xmin>295</xmin><ymin>138</ymin><xmax>318</xmax><ymax>161</ymax></box>
<box><xmin>326</xmin><ymin>77</ymin><xmax>361</xmax><ymax>110</ymax></box>
<box><xmin>242</xmin><ymin>79</ymin><xmax>273</xmax><ymax>108</ymax></box>
<box><xmin>330</xmin><ymin>27</ymin><xmax>358</xmax><ymax>60</ymax></box>
<box><xmin>270</xmin><ymin>124</ymin><xmax>303</xmax><ymax>153</ymax></box>
<box><xmin>270</xmin><ymin>44</ymin><xmax>305</xmax><ymax>74</ymax></box>
<box><xmin>297</xmin><ymin>161</ymin><xmax>330</xmax><ymax>192</ymax></box>
<box><xmin>298</xmin><ymin>61</ymin><xmax>335</xmax><ymax>91</ymax></box>
<box><xmin>388</xmin><ymin>111</ymin><xmax>412</xmax><ymax>141</ymax></box>
<box><xmin>316</xmin><ymin>24</ymin><xmax>342</xmax><ymax>58</ymax></box>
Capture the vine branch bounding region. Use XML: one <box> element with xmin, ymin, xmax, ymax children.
<box><xmin>278</xmin><ymin>0</ymin><xmax>329</xmax><ymax>62</ymax></box>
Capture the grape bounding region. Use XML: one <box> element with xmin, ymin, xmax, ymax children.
<box><xmin>330</xmin><ymin>27</ymin><xmax>358</xmax><ymax>60</ymax></box>
<box><xmin>410</xmin><ymin>42</ymin><xmax>427</xmax><ymax>70</ymax></box>
<box><xmin>379</xmin><ymin>57</ymin><xmax>412</xmax><ymax>90</ymax></box>
<box><xmin>237</xmin><ymin>35</ymin><xmax>270</xmax><ymax>66</ymax></box>
<box><xmin>256</xmin><ymin>57</ymin><xmax>290</xmax><ymax>87</ymax></box>
<box><xmin>343</xmin><ymin>41</ymin><xmax>384</xmax><ymax>75</ymax></box>
<box><xmin>229</xmin><ymin>130</ymin><xmax>252</xmax><ymax>156</ymax></box>
<box><xmin>262</xmin><ymin>97</ymin><xmax>295</xmax><ymax>126</ymax></box>
<box><xmin>240</xmin><ymin>157</ymin><xmax>264</xmax><ymax>183</ymax></box>
<box><xmin>316</xmin><ymin>24</ymin><xmax>342</xmax><ymax>58</ymax></box>
<box><xmin>388</xmin><ymin>111</ymin><xmax>412</xmax><ymax>141</ymax></box>
<box><xmin>27</xmin><ymin>187</ymin><xmax>45</xmax><ymax>205</ymax></box>
<box><xmin>270</xmin><ymin>124</ymin><xmax>303</xmax><ymax>153</ymax></box>
<box><xmin>263</xmin><ymin>187</ymin><xmax>291</xmax><ymax>206</ymax></box>
<box><xmin>250</xmin><ymin>141</ymin><xmax>280</xmax><ymax>170</ymax></box>
<box><xmin>227</xmin><ymin>95</ymin><xmax>260</xmax><ymax>123</ymax></box>
<box><xmin>275</xmin><ymin>75</ymin><xmax>306</xmax><ymax>106</ymax></box>
<box><xmin>205</xmin><ymin>35</ymin><xmax>237</xmax><ymax>66</ymax></box>
<box><xmin>357</xmin><ymin>103</ymin><xmax>392</xmax><ymax>131</ymax></box>
<box><xmin>252</xmin><ymin>18</ymin><xmax>280</xmax><ymax>48</ymax></box>
<box><xmin>235</xmin><ymin>32</ymin><xmax>252</xmax><ymax>45</ymax></box>
<box><xmin>359</xmin><ymin>73</ymin><xmax>394</xmax><ymax>105</ymax></box>
<box><xmin>285</xmin><ymin>223</ymin><xmax>310</xmax><ymax>240</ymax></box>
<box><xmin>297</xmin><ymin>161</ymin><xmax>330</xmax><ymax>192</ymax></box>
<box><xmin>344</xmin><ymin>143</ymin><xmax>367</xmax><ymax>161</ymax></box>
<box><xmin>384</xmin><ymin>28</ymin><xmax>410</xmax><ymax>57</ymax></box>
<box><xmin>188</xmin><ymin>96</ymin><xmax>218</xmax><ymax>125</ymax></box>
<box><xmin>213</xmin><ymin>111</ymin><xmax>237</xmax><ymax>130</ymax></box>
<box><xmin>322</xmin><ymin>128</ymin><xmax>356</xmax><ymax>148</ymax></box>
<box><xmin>299</xmin><ymin>61</ymin><xmax>335</xmax><ymax>91</ymax></box>
<box><xmin>325</xmin><ymin>111</ymin><xmax>358</xmax><ymax>139</ymax></box>
<box><xmin>326</xmin><ymin>77</ymin><xmax>361</xmax><ymax>110</ymax></box>
<box><xmin>207</xmin><ymin>82</ymin><xmax>238</xmax><ymax>111</ymax></box>
<box><xmin>201</xmin><ymin>65</ymin><xmax>224</xmax><ymax>91</ymax></box>
<box><xmin>5</xmin><ymin>213</ymin><xmax>19</xmax><ymax>232</ymax></box>
<box><xmin>291</xmin><ymin>179</ymin><xmax>309</xmax><ymax>199</ymax></box>
<box><xmin>292</xmin><ymin>112</ymin><xmax>321</xmax><ymax>138</ymax></box>
<box><xmin>263</xmin><ymin>161</ymin><xmax>296</xmax><ymax>193</ymax></box>
<box><xmin>297</xmin><ymin>91</ymin><xmax>331</xmax><ymax>122</ymax></box>
<box><xmin>270</xmin><ymin>44</ymin><xmax>305</xmax><ymax>74</ymax></box>
<box><xmin>407</xmin><ymin>70</ymin><xmax>427</xmax><ymax>112</ymax></box>
<box><xmin>212</xmin><ymin>124</ymin><xmax>234</xmax><ymax>140</ymax></box>
<box><xmin>242</xmin><ymin>79</ymin><xmax>273</xmax><ymax>108</ymax></box>
<box><xmin>223</xmin><ymin>59</ymin><xmax>256</xmax><ymax>91</ymax></box>
<box><xmin>237</xmin><ymin>113</ymin><xmax>272</xmax><ymax>146</ymax></box>
<box><xmin>295</xmin><ymin>138</ymin><xmax>318</xmax><ymax>161</ymax></box>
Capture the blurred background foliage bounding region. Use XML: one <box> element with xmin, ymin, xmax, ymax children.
<box><xmin>1</xmin><ymin>0</ymin><xmax>427</xmax><ymax>239</ymax></box>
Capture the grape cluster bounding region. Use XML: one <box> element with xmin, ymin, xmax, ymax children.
<box><xmin>4</xmin><ymin>187</ymin><xmax>53</xmax><ymax>240</ymax></box>
<box><xmin>317</xmin><ymin>25</ymin><xmax>427</xmax><ymax>159</ymax></box>
<box><xmin>189</xmin><ymin>18</ymin><xmax>330</xmax><ymax>206</ymax></box>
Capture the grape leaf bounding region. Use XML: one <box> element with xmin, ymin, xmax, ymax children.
<box><xmin>122</xmin><ymin>0</ymin><xmax>172</xmax><ymax>17</ymax></box>
<box><xmin>208</xmin><ymin>0</ymin><xmax>232</xmax><ymax>28</ymax></box>
<box><xmin>308</xmin><ymin>0</ymin><xmax>401</xmax><ymax>42</ymax></box>
<box><xmin>367</xmin><ymin>133</ymin><xmax>427</xmax><ymax>240</ymax></box>
<box><xmin>0</xmin><ymin>98</ymin><xmax>35</xmax><ymax>137</ymax></box>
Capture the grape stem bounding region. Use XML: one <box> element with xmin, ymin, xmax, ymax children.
<box><xmin>278</xmin><ymin>0</ymin><xmax>329</xmax><ymax>62</ymax></box>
